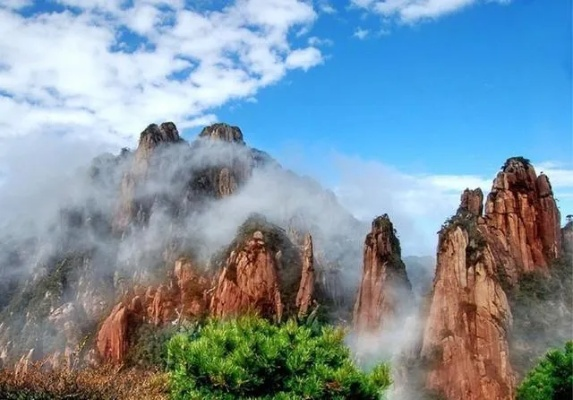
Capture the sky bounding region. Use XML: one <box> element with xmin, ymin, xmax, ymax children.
<box><xmin>0</xmin><ymin>0</ymin><xmax>571</xmax><ymax>255</ymax></box>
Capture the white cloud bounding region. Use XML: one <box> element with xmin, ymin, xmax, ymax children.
<box><xmin>351</xmin><ymin>0</ymin><xmax>510</xmax><ymax>24</ymax></box>
<box><xmin>285</xmin><ymin>47</ymin><xmax>324</xmax><ymax>70</ymax></box>
<box><xmin>353</xmin><ymin>27</ymin><xmax>369</xmax><ymax>39</ymax></box>
<box><xmin>318</xmin><ymin>0</ymin><xmax>337</xmax><ymax>14</ymax></box>
<box><xmin>328</xmin><ymin>155</ymin><xmax>573</xmax><ymax>256</ymax></box>
<box><xmin>0</xmin><ymin>0</ymin><xmax>323</xmax><ymax>144</ymax></box>
<box><xmin>536</xmin><ymin>162</ymin><xmax>573</xmax><ymax>188</ymax></box>
<box><xmin>1</xmin><ymin>0</ymin><xmax>32</xmax><ymax>10</ymax></box>
<box><xmin>308</xmin><ymin>36</ymin><xmax>334</xmax><ymax>47</ymax></box>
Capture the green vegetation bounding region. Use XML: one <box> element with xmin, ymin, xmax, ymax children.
<box><xmin>166</xmin><ymin>315</ymin><xmax>392</xmax><ymax>399</ymax></box>
<box><xmin>517</xmin><ymin>341</ymin><xmax>573</xmax><ymax>400</ymax></box>
<box><xmin>438</xmin><ymin>210</ymin><xmax>487</xmax><ymax>258</ymax></box>
<box><xmin>508</xmin><ymin>254</ymin><xmax>573</xmax><ymax>375</ymax></box>
<box><xmin>501</xmin><ymin>156</ymin><xmax>532</xmax><ymax>170</ymax></box>
<box><xmin>126</xmin><ymin>322</ymin><xmax>200</xmax><ymax>370</ymax></box>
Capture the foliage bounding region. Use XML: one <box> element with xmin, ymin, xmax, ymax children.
<box><xmin>517</xmin><ymin>341</ymin><xmax>573</xmax><ymax>400</ymax></box>
<box><xmin>166</xmin><ymin>315</ymin><xmax>392</xmax><ymax>399</ymax></box>
<box><xmin>125</xmin><ymin>322</ymin><xmax>200</xmax><ymax>370</ymax></box>
<box><xmin>501</xmin><ymin>156</ymin><xmax>531</xmax><ymax>170</ymax></box>
<box><xmin>0</xmin><ymin>364</ymin><xmax>168</xmax><ymax>400</ymax></box>
<box><xmin>508</xmin><ymin>254</ymin><xmax>573</xmax><ymax>375</ymax></box>
<box><xmin>438</xmin><ymin>210</ymin><xmax>487</xmax><ymax>258</ymax></box>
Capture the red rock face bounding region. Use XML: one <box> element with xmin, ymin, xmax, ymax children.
<box><xmin>484</xmin><ymin>158</ymin><xmax>561</xmax><ymax>278</ymax></box>
<box><xmin>421</xmin><ymin>219</ymin><xmax>515</xmax><ymax>400</ymax></box>
<box><xmin>459</xmin><ymin>188</ymin><xmax>484</xmax><ymax>217</ymax></box>
<box><xmin>295</xmin><ymin>234</ymin><xmax>315</xmax><ymax>317</ymax></box>
<box><xmin>421</xmin><ymin>157</ymin><xmax>566</xmax><ymax>400</ymax></box>
<box><xmin>210</xmin><ymin>227</ymin><xmax>314</xmax><ymax>322</ymax></box>
<box><xmin>210</xmin><ymin>231</ymin><xmax>285</xmax><ymax>321</ymax></box>
<box><xmin>96</xmin><ymin>258</ymin><xmax>211</xmax><ymax>363</ymax></box>
<box><xmin>96</xmin><ymin>303</ymin><xmax>131</xmax><ymax>363</ymax></box>
<box><xmin>353</xmin><ymin>215</ymin><xmax>412</xmax><ymax>333</ymax></box>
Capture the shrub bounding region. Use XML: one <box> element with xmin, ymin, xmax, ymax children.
<box><xmin>508</xmin><ymin>254</ymin><xmax>573</xmax><ymax>375</ymax></box>
<box><xmin>517</xmin><ymin>341</ymin><xmax>573</xmax><ymax>400</ymax></box>
<box><xmin>166</xmin><ymin>315</ymin><xmax>391</xmax><ymax>399</ymax></box>
<box><xmin>0</xmin><ymin>364</ymin><xmax>168</xmax><ymax>400</ymax></box>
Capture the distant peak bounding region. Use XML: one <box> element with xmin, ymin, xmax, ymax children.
<box><xmin>139</xmin><ymin>122</ymin><xmax>181</xmax><ymax>146</ymax></box>
<box><xmin>198</xmin><ymin>123</ymin><xmax>245</xmax><ymax>145</ymax></box>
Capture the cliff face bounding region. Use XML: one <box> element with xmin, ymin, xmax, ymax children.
<box><xmin>421</xmin><ymin>212</ymin><xmax>514</xmax><ymax>400</ymax></box>
<box><xmin>96</xmin><ymin>258</ymin><xmax>211</xmax><ymax>363</ymax></box>
<box><xmin>420</xmin><ymin>157</ymin><xmax>567</xmax><ymax>400</ymax></box>
<box><xmin>113</xmin><ymin>122</ymin><xmax>255</xmax><ymax>234</ymax></box>
<box><xmin>353</xmin><ymin>215</ymin><xmax>412</xmax><ymax>333</ymax></box>
<box><xmin>483</xmin><ymin>157</ymin><xmax>561</xmax><ymax>280</ymax></box>
<box><xmin>97</xmin><ymin>217</ymin><xmax>318</xmax><ymax>363</ymax></box>
<box><xmin>113</xmin><ymin>122</ymin><xmax>182</xmax><ymax>233</ymax></box>
<box><xmin>209</xmin><ymin>216</ymin><xmax>315</xmax><ymax>322</ymax></box>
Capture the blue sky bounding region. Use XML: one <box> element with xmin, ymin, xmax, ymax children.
<box><xmin>0</xmin><ymin>0</ymin><xmax>571</xmax><ymax>255</ymax></box>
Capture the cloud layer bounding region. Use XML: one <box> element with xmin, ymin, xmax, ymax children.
<box><xmin>351</xmin><ymin>0</ymin><xmax>510</xmax><ymax>24</ymax></box>
<box><xmin>0</xmin><ymin>0</ymin><xmax>325</xmax><ymax>144</ymax></box>
<box><xmin>330</xmin><ymin>154</ymin><xmax>573</xmax><ymax>255</ymax></box>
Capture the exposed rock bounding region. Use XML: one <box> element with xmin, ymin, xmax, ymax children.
<box><xmin>353</xmin><ymin>215</ymin><xmax>412</xmax><ymax>333</ymax></box>
<box><xmin>210</xmin><ymin>216</ymin><xmax>311</xmax><ymax>321</ymax></box>
<box><xmin>113</xmin><ymin>123</ymin><xmax>182</xmax><ymax>233</ymax></box>
<box><xmin>210</xmin><ymin>230</ymin><xmax>285</xmax><ymax>321</ymax></box>
<box><xmin>484</xmin><ymin>157</ymin><xmax>561</xmax><ymax>278</ymax></box>
<box><xmin>96</xmin><ymin>258</ymin><xmax>211</xmax><ymax>363</ymax></box>
<box><xmin>96</xmin><ymin>303</ymin><xmax>132</xmax><ymax>363</ymax></box>
<box><xmin>198</xmin><ymin>123</ymin><xmax>245</xmax><ymax>144</ymax></box>
<box><xmin>295</xmin><ymin>234</ymin><xmax>315</xmax><ymax>317</ymax></box>
<box><xmin>459</xmin><ymin>188</ymin><xmax>484</xmax><ymax>217</ymax></box>
<box><xmin>421</xmin><ymin>212</ymin><xmax>515</xmax><ymax>400</ymax></box>
<box><xmin>47</xmin><ymin>303</ymin><xmax>83</xmax><ymax>369</ymax></box>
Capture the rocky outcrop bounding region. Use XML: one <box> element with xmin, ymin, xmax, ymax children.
<box><xmin>96</xmin><ymin>258</ymin><xmax>211</xmax><ymax>363</ymax></box>
<box><xmin>210</xmin><ymin>216</ymin><xmax>313</xmax><ymax>321</ymax></box>
<box><xmin>96</xmin><ymin>303</ymin><xmax>132</xmax><ymax>363</ymax></box>
<box><xmin>199</xmin><ymin>123</ymin><xmax>246</xmax><ymax>144</ymax></box>
<box><xmin>459</xmin><ymin>188</ymin><xmax>484</xmax><ymax>217</ymax></box>
<box><xmin>295</xmin><ymin>234</ymin><xmax>315</xmax><ymax>317</ymax></box>
<box><xmin>483</xmin><ymin>157</ymin><xmax>561</xmax><ymax>278</ymax></box>
<box><xmin>353</xmin><ymin>215</ymin><xmax>412</xmax><ymax>333</ymax></box>
<box><xmin>113</xmin><ymin>122</ymin><xmax>256</xmax><ymax>233</ymax></box>
<box><xmin>113</xmin><ymin>123</ymin><xmax>182</xmax><ymax>232</ymax></box>
<box><xmin>421</xmin><ymin>211</ymin><xmax>515</xmax><ymax>400</ymax></box>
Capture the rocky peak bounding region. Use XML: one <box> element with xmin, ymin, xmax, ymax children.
<box><xmin>459</xmin><ymin>188</ymin><xmax>484</xmax><ymax>217</ymax></box>
<box><xmin>136</xmin><ymin>122</ymin><xmax>181</xmax><ymax>163</ymax></box>
<box><xmin>139</xmin><ymin>122</ymin><xmax>180</xmax><ymax>147</ymax></box>
<box><xmin>421</xmin><ymin>202</ymin><xmax>515</xmax><ymax>400</ymax></box>
<box><xmin>353</xmin><ymin>214</ymin><xmax>412</xmax><ymax>333</ymax></box>
<box><xmin>209</xmin><ymin>215</ymin><xmax>313</xmax><ymax>322</ymax></box>
<box><xmin>484</xmin><ymin>156</ymin><xmax>561</xmax><ymax>274</ymax></box>
<box><xmin>198</xmin><ymin>123</ymin><xmax>245</xmax><ymax>145</ymax></box>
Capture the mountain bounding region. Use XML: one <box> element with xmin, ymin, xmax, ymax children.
<box><xmin>418</xmin><ymin>157</ymin><xmax>572</xmax><ymax>400</ymax></box>
<box><xmin>353</xmin><ymin>214</ymin><xmax>412</xmax><ymax>334</ymax></box>
<box><xmin>0</xmin><ymin>123</ymin><xmax>570</xmax><ymax>400</ymax></box>
<box><xmin>0</xmin><ymin>122</ymin><xmax>365</xmax><ymax>371</ymax></box>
